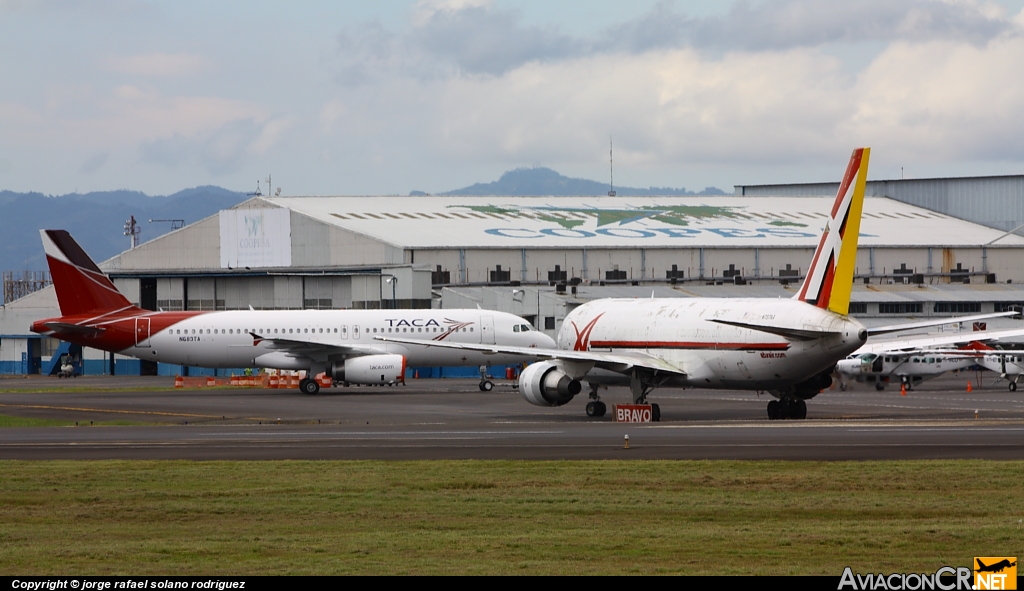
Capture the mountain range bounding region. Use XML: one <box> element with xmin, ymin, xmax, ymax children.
<box><xmin>419</xmin><ymin>167</ymin><xmax>725</xmax><ymax>197</ymax></box>
<box><xmin>0</xmin><ymin>186</ymin><xmax>248</xmax><ymax>274</ymax></box>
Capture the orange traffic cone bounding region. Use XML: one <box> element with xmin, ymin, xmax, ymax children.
<box><xmin>900</xmin><ymin>383</ymin><xmax>906</xmax><ymax>396</ymax></box>
<box><xmin>967</xmin><ymin>381</ymin><xmax>973</xmax><ymax>392</ymax></box>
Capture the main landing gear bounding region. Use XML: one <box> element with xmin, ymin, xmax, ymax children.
<box><xmin>625</xmin><ymin>370</ymin><xmax>662</xmax><ymax>421</ymax></box>
<box><xmin>585</xmin><ymin>382</ymin><xmax>606</xmax><ymax>417</ymax></box>
<box><xmin>299</xmin><ymin>377</ymin><xmax>320</xmax><ymax>396</ymax></box>
<box><xmin>767</xmin><ymin>398</ymin><xmax>807</xmax><ymax>420</ymax></box>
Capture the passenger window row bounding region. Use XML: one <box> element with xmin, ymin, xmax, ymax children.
<box><xmin>168</xmin><ymin>326</ymin><xmax>475</xmax><ymax>336</ymax></box>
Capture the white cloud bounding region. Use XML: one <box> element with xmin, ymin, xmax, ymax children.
<box><xmin>320</xmin><ymin>11</ymin><xmax>1024</xmax><ymax>190</ymax></box>
<box><xmin>106</xmin><ymin>53</ymin><xmax>210</xmax><ymax>78</ymax></box>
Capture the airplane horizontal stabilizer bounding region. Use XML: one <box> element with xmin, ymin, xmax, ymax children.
<box><xmin>43</xmin><ymin>322</ymin><xmax>105</xmax><ymax>337</ymax></box>
<box><xmin>708</xmin><ymin>319</ymin><xmax>839</xmax><ymax>341</ymax></box>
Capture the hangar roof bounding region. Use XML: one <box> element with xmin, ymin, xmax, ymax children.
<box><xmin>262</xmin><ymin>195</ymin><xmax>1024</xmax><ymax>249</ymax></box>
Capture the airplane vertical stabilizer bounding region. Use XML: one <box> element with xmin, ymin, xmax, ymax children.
<box><xmin>795</xmin><ymin>148</ymin><xmax>870</xmax><ymax>316</ymax></box>
<box><xmin>40</xmin><ymin>229</ymin><xmax>135</xmax><ymax>316</ymax></box>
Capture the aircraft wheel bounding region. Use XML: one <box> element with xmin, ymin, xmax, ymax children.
<box><xmin>875</xmin><ymin>382</ymin><xmax>886</xmax><ymax>391</ymax></box>
<box><xmin>586</xmin><ymin>401</ymin><xmax>604</xmax><ymax>417</ymax></box>
<box><xmin>651</xmin><ymin>403</ymin><xmax>661</xmax><ymax>422</ymax></box>
<box><xmin>793</xmin><ymin>399</ymin><xmax>807</xmax><ymax>420</ymax></box>
<box><xmin>299</xmin><ymin>378</ymin><xmax>320</xmax><ymax>396</ymax></box>
<box><xmin>1010</xmin><ymin>382</ymin><xmax>1017</xmax><ymax>392</ymax></box>
<box><xmin>767</xmin><ymin>400</ymin><xmax>780</xmax><ymax>420</ymax></box>
<box><xmin>479</xmin><ymin>380</ymin><xmax>494</xmax><ymax>392</ymax></box>
<box><xmin>839</xmin><ymin>383</ymin><xmax>847</xmax><ymax>392</ymax></box>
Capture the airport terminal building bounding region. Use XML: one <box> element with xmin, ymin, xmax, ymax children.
<box><xmin>4</xmin><ymin>181</ymin><xmax>1024</xmax><ymax>376</ymax></box>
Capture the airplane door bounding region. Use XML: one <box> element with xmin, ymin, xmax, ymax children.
<box><xmin>135</xmin><ymin>318</ymin><xmax>151</xmax><ymax>347</ymax></box>
<box><xmin>480</xmin><ymin>316</ymin><xmax>495</xmax><ymax>344</ymax></box>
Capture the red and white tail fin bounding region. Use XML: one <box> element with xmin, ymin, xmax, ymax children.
<box><xmin>795</xmin><ymin>148</ymin><xmax>871</xmax><ymax>315</ymax></box>
<box><xmin>40</xmin><ymin>229</ymin><xmax>135</xmax><ymax>316</ymax></box>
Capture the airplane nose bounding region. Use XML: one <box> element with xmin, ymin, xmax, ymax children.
<box><xmin>536</xmin><ymin>333</ymin><xmax>557</xmax><ymax>349</ymax></box>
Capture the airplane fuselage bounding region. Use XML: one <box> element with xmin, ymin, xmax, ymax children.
<box><xmin>33</xmin><ymin>308</ymin><xmax>552</xmax><ymax>370</ymax></box>
<box><xmin>556</xmin><ymin>297</ymin><xmax>867</xmax><ymax>391</ymax></box>
<box><xmin>836</xmin><ymin>350</ymin><xmax>978</xmax><ymax>388</ymax></box>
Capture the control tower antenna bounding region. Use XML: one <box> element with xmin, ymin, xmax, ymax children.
<box><xmin>608</xmin><ymin>137</ymin><xmax>616</xmax><ymax>197</ymax></box>
<box><xmin>123</xmin><ymin>215</ymin><xmax>140</xmax><ymax>249</ymax></box>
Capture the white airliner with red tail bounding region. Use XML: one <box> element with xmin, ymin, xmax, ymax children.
<box><xmin>379</xmin><ymin>148</ymin><xmax>930</xmax><ymax>420</ymax></box>
<box><xmin>30</xmin><ymin>231</ymin><xmax>554</xmax><ymax>394</ymax></box>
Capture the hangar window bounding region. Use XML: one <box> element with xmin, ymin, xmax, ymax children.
<box><xmin>934</xmin><ymin>302</ymin><xmax>981</xmax><ymax>313</ymax></box>
<box><xmin>848</xmin><ymin>303</ymin><xmax>867</xmax><ymax>314</ymax></box>
<box><xmin>545</xmin><ymin>317</ymin><xmax>555</xmax><ymax>330</ymax></box>
<box><xmin>879</xmin><ymin>303</ymin><xmax>923</xmax><ymax>314</ymax></box>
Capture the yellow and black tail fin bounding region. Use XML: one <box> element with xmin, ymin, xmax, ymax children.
<box><xmin>795</xmin><ymin>148</ymin><xmax>870</xmax><ymax>315</ymax></box>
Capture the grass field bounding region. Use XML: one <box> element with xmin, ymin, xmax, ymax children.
<box><xmin>1</xmin><ymin>460</ymin><xmax>1020</xmax><ymax>575</ymax></box>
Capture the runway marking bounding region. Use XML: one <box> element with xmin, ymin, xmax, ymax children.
<box><xmin>3</xmin><ymin>442</ymin><xmax>1024</xmax><ymax>449</ymax></box>
<box><xmin>0</xmin><ymin>402</ymin><xmax>223</xmax><ymax>419</ymax></box>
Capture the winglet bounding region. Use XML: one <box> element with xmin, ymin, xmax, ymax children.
<box><xmin>40</xmin><ymin>229</ymin><xmax>135</xmax><ymax>316</ymax></box>
<box><xmin>795</xmin><ymin>148</ymin><xmax>870</xmax><ymax>315</ymax></box>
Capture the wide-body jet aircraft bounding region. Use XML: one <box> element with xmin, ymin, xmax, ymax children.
<box><xmin>379</xmin><ymin>148</ymin><xmax>1016</xmax><ymax>420</ymax></box>
<box><xmin>30</xmin><ymin>230</ymin><xmax>554</xmax><ymax>394</ymax></box>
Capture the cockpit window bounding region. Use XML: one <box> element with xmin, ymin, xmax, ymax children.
<box><xmin>861</xmin><ymin>353</ymin><xmax>878</xmax><ymax>362</ymax></box>
<box><xmin>520</xmin><ymin>324</ymin><xmax>530</xmax><ymax>332</ymax></box>
<box><xmin>513</xmin><ymin>325</ymin><xmax>520</xmax><ymax>332</ymax></box>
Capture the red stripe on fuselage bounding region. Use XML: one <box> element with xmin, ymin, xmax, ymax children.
<box><xmin>589</xmin><ymin>341</ymin><xmax>790</xmax><ymax>351</ymax></box>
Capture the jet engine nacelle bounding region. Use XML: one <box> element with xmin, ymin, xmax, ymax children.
<box><xmin>793</xmin><ymin>368</ymin><xmax>834</xmax><ymax>399</ymax></box>
<box><xmin>331</xmin><ymin>354</ymin><xmax>407</xmax><ymax>385</ymax></box>
<box><xmin>518</xmin><ymin>361</ymin><xmax>582</xmax><ymax>407</ymax></box>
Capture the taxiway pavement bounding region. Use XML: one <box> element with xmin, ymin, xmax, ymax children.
<box><xmin>0</xmin><ymin>374</ymin><xmax>1021</xmax><ymax>460</ymax></box>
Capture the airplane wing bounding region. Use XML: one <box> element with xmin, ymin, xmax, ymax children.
<box><xmin>247</xmin><ymin>333</ymin><xmax>384</xmax><ymax>360</ymax></box>
<box><xmin>372</xmin><ymin>336</ymin><xmax>686</xmax><ymax>375</ymax></box>
<box><xmin>858</xmin><ymin>327</ymin><xmax>1024</xmax><ymax>354</ymax></box>
<box><xmin>867</xmin><ymin>311</ymin><xmax>1021</xmax><ymax>337</ymax></box>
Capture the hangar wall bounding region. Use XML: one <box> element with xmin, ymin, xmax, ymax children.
<box><xmin>736</xmin><ymin>175</ymin><xmax>1024</xmax><ymax>235</ymax></box>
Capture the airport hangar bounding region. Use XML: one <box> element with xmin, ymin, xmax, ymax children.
<box><xmin>4</xmin><ymin>177</ymin><xmax>1024</xmax><ymax>376</ymax></box>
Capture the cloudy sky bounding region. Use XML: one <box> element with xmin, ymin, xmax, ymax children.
<box><xmin>3</xmin><ymin>0</ymin><xmax>1024</xmax><ymax>196</ymax></box>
